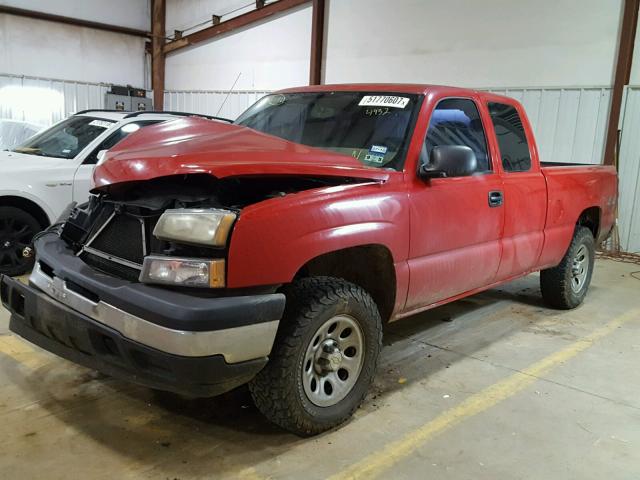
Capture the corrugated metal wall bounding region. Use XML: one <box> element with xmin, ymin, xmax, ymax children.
<box><xmin>0</xmin><ymin>73</ymin><xmax>110</xmax><ymax>126</ymax></box>
<box><xmin>617</xmin><ymin>86</ymin><xmax>640</xmax><ymax>253</ymax></box>
<box><xmin>485</xmin><ymin>87</ymin><xmax>612</xmax><ymax>165</ymax></box>
<box><xmin>163</xmin><ymin>90</ymin><xmax>271</xmax><ymax>120</ymax></box>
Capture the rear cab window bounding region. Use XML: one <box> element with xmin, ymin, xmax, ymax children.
<box><xmin>487</xmin><ymin>102</ymin><xmax>532</xmax><ymax>172</ymax></box>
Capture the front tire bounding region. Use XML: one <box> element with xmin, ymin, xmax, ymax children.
<box><xmin>249</xmin><ymin>276</ymin><xmax>382</xmax><ymax>436</ymax></box>
<box><xmin>0</xmin><ymin>207</ymin><xmax>41</xmax><ymax>276</ymax></box>
<box><xmin>540</xmin><ymin>226</ymin><xmax>595</xmax><ymax>309</ymax></box>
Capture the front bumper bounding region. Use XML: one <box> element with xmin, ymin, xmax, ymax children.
<box><xmin>0</xmin><ymin>234</ymin><xmax>286</xmax><ymax>397</ymax></box>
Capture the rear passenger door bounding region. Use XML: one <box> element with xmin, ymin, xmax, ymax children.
<box><xmin>405</xmin><ymin>97</ymin><xmax>505</xmax><ymax>311</ymax></box>
<box><xmin>486</xmin><ymin>100</ymin><xmax>546</xmax><ymax>280</ymax></box>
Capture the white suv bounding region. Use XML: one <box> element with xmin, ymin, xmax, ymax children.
<box><xmin>0</xmin><ymin>110</ymin><xmax>227</xmax><ymax>275</ymax></box>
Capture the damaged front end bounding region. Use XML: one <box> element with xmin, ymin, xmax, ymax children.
<box><xmin>59</xmin><ymin>173</ymin><xmax>367</xmax><ymax>286</ymax></box>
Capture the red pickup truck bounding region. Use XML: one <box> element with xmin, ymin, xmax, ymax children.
<box><xmin>1</xmin><ymin>84</ymin><xmax>617</xmax><ymax>436</ymax></box>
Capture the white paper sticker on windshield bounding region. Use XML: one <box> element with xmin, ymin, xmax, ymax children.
<box><xmin>359</xmin><ymin>95</ymin><xmax>409</xmax><ymax>109</ymax></box>
<box><xmin>88</xmin><ymin>119</ymin><xmax>113</xmax><ymax>129</ymax></box>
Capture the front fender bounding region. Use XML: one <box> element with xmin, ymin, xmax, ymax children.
<box><xmin>226</xmin><ymin>180</ymin><xmax>410</xmax><ymax>288</ymax></box>
<box><xmin>0</xmin><ymin>189</ymin><xmax>55</xmax><ymax>224</ymax></box>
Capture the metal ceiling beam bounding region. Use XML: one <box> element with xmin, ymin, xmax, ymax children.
<box><xmin>309</xmin><ymin>0</ymin><xmax>325</xmax><ymax>85</ymax></box>
<box><xmin>603</xmin><ymin>0</ymin><xmax>639</xmax><ymax>166</ymax></box>
<box><xmin>151</xmin><ymin>0</ymin><xmax>166</xmax><ymax>109</ymax></box>
<box><xmin>0</xmin><ymin>5</ymin><xmax>150</xmax><ymax>38</ymax></box>
<box><xmin>164</xmin><ymin>0</ymin><xmax>311</xmax><ymax>54</ymax></box>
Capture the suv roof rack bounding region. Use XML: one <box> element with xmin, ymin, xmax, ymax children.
<box><xmin>123</xmin><ymin>110</ymin><xmax>233</xmax><ymax>123</ymax></box>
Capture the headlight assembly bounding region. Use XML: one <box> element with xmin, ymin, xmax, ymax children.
<box><xmin>153</xmin><ymin>208</ymin><xmax>236</xmax><ymax>247</ymax></box>
<box><xmin>139</xmin><ymin>256</ymin><xmax>225</xmax><ymax>288</ymax></box>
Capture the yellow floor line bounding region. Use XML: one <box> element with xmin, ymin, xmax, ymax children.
<box><xmin>329</xmin><ymin>309</ymin><xmax>639</xmax><ymax>480</ymax></box>
<box><xmin>0</xmin><ymin>334</ymin><xmax>51</xmax><ymax>371</ymax></box>
<box><xmin>235</xmin><ymin>467</ymin><xmax>269</xmax><ymax>480</ymax></box>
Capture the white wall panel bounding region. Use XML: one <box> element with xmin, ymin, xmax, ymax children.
<box><xmin>167</xmin><ymin>0</ymin><xmax>254</xmax><ymax>34</ymax></box>
<box><xmin>0</xmin><ymin>73</ymin><xmax>110</xmax><ymax>126</ymax></box>
<box><xmin>486</xmin><ymin>87</ymin><xmax>611</xmax><ymax>165</ymax></box>
<box><xmin>617</xmin><ymin>87</ymin><xmax>640</xmax><ymax>253</ymax></box>
<box><xmin>165</xmin><ymin>4</ymin><xmax>311</xmax><ymax>91</ymax></box>
<box><xmin>0</xmin><ymin>14</ymin><xmax>148</xmax><ymax>86</ymax></box>
<box><xmin>164</xmin><ymin>90</ymin><xmax>270</xmax><ymax>120</ymax></box>
<box><xmin>0</xmin><ymin>0</ymin><xmax>150</xmax><ymax>30</ymax></box>
<box><xmin>325</xmin><ymin>0</ymin><xmax>621</xmax><ymax>88</ymax></box>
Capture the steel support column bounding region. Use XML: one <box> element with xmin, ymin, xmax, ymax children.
<box><xmin>604</xmin><ymin>0</ymin><xmax>640</xmax><ymax>166</ymax></box>
<box><xmin>151</xmin><ymin>0</ymin><xmax>166</xmax><ymax>110</ymax></box>
<box><xmin>309</xmin><ymin>0</ymin><xmax>325</xmax><ymax>85</ymax></box>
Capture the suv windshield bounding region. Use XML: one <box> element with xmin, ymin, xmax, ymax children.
<box><xmin>12</xmin><ymin>116</ymin><xmax>115</xmax><ymax>159</ymax></box>
<box><xmin>235</xmin><ymin>92</ymin><xmax>421</xmax><ymax>170</ymax></box>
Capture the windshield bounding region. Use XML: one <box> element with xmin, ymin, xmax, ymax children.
<box><xmin>235</xmin><ymin>92</ymin><xmax>421</xmax><ymax>170</ymax></box>
<box><xmin>12</xmin><ymin>116</ymin><xmax>115</xmax><ymax>159</ymax></box>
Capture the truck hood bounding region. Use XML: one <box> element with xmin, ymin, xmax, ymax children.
<box><xmin>93</xmin><ymin>117</ymin><xmax>390</xmax><ymax>188</ymax></box>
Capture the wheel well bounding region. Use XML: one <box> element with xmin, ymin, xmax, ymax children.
<box><xmin>0</xmin><ymin>196</ymin><xmax>50</xmax><ymax>228</ymax></box>
<box><xmin>294</xmin><ymin>245</ymin><xmax>397</xmax><ymax>322</ymax></box>
<box><xmin>577</xmin><ymin>207</ymin><xmax>600</xmax><ymax>239</ymax></box>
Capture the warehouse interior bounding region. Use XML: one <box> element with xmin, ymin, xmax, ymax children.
<box><xmin>0</xmin><ymin>1</ymin><xmax>639</xmax><ymax>478</ymax></box>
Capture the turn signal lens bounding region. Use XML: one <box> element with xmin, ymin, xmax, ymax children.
<box><xmin>139</xmin><ymin>256</ymin><xmax>225</xmax><ymax>288</ymax></box>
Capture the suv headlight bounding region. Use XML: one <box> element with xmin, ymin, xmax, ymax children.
<box><xmin>153</xmin><ymin>208</ymin><xmax>236</xmax><ymax>247</ymax></box>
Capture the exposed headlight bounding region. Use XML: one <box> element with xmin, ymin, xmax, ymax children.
<box><xmin>153</xmin><ymin>208</ymin><xmax>236</xmax><ymax>247</ymax></box>
<box><xmin>139</xmin><ymin>256</ymin><xmax>225</xmax><ymax>288</ymax></box>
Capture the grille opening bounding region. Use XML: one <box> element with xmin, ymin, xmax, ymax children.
<box><xmin>65</xmin><ymin>280</ymin><xmax>100</xmax><ymax>304</ymax></box>
<box><xmin>0</xmin><ymin>282</ymin><xmax>8</xmax><ymax>305</ymax></box>
<box><xmin>39</xmin><ymin>261</ymin><xmax>55</xmax><ymax>278</ymax></box>
<box><xmin>11</xmin><ymin>290</ymin><xmax>24</xmax><ymax>316</ymax></box>
<box><xmin>89</xmin><ymin>214</ymin><xmax>145</xmax><ymax>265</ymax></box>
<box><xmin>81</xmin><ymin>252</ymin><xmax>141</xmax><ymax>283</ymax></box>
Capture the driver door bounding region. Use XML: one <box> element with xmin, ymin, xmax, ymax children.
<box><xmin>404</xmin><ymin>97</ymin><xmax>504</xmax><ymax>311</ymax></box>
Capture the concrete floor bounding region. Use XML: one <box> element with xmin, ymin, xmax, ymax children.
<box><xmin>0</xmin><ymin>259</ymin><xmax>639</xmax><ymax>479</ymax></box>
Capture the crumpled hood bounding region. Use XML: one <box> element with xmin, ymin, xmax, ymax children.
<box><xmin>93</xmin><ymin>117</ymin><xmax>390</xmax><ymax>188</ymax></box>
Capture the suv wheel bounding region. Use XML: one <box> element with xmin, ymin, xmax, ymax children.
<box><xmin>0</xmin><ymin>207</ymin><xmax>41</xmax><ymax>276</ymax></box>
<box><xmin>249</xmin><ymin>276</ymin><xmax>382</xmax><ymax>436</ymax></box>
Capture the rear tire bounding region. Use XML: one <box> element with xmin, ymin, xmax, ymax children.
<box><xmin>249</xmin><ymin>276</ymin><xmax>382</xmax><ymax>436</ymax></box>
<box><xmin>540</xmin><ymin>226</ymin><xmax>595</xmax><ymax>309</ymax></box>
<box><xmin>0</xmin><ymin>207</ymin><xmax>41</xmax><ymax>276</ymax></box>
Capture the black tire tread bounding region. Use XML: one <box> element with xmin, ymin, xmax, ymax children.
<box><xmin>249</xmin><ymin>276</ymin><xmax>382</xmax><ymax>436</ymax></box>
<box><xmin>540</xmin><ymin>226</ymin><xmax>595</xmax><ymax>310</ymax></box>
<box><xmin>0</xmin><ymin>206</ymin><xmax>40</xmax><ymax>276</ymax></box>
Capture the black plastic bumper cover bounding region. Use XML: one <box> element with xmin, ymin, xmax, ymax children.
<box><xmin>1</xmin><ymin>275</ymin><xmax>268</xmax><ymax>397</ymax></box>
<box><xmin>31</xmin><ymin>233</ymin><xmax>285</xmax><ymax>332</ymax></box>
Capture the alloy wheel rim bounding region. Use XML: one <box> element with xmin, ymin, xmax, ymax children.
<box><xmin>302</xmin><ymin>314</ymin><xmax>365</xmax><ymax>407</ymax></box>
<box><xmin>570</xmin><ymin>244</ymin><xmax>589</xmax><ymax>293</ymax></box>
<box><xmin>0</xmin><ymin>217</ymin><xmax>34</xmax><ymax>270</ymax></box>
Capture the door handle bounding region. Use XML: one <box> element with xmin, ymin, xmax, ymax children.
<box><xmin>488</xmin><ymin>190</ymin><xmax>503</xmax><ymax>207</ymax></box>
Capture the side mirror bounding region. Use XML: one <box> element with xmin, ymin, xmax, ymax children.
<box><xmin>419</xmin><ymin>145</ymin><xmax>477</xmax><ymax>179</ymax></box>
